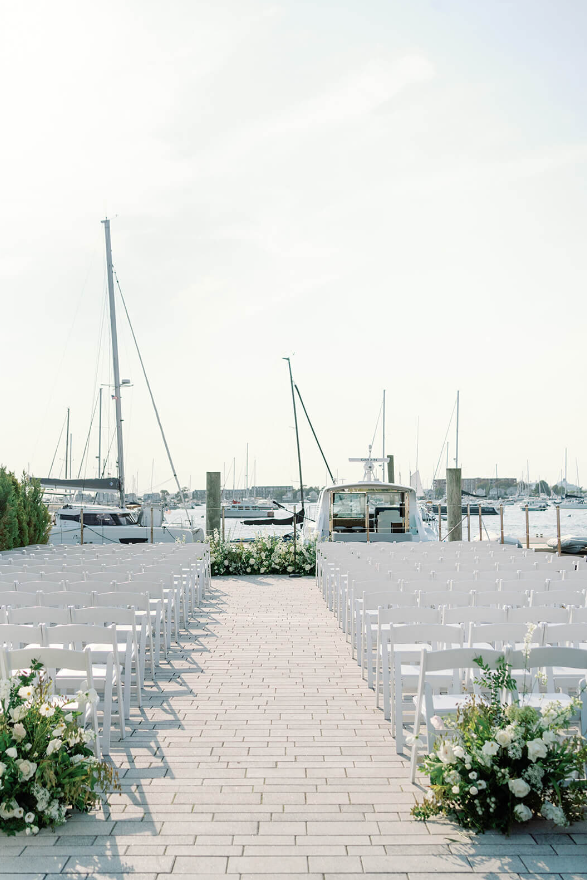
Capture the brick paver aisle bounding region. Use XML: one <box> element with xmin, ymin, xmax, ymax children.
<box><xmin>3</xmin><ymin>576</ymin><xmax>585</xmax><ymax>879</ymax></box>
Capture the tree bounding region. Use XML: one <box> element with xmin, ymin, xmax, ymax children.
<box><xmin>0</xmin><ymin>468</ymin><xmax>19</xmax><ymax>550</ymax></box>
<box><xmin>0</xmin><ymin>469</ymin><xmax>51</xmax><ymax>550</ymax></box>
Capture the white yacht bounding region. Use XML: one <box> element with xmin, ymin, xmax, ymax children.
<box><xmin>310</xmin><ymin>451</ymin><xmax>435</xmax><ymax>543</ymax></box>
<box><xmin>221</xmin><ymin>500</ymin><xmax>279</xmax><ymax>519</ymax></box>
<box><xmin>51</xmin><ymin>503</ymin><xmax>203</xmax><ymax>545</ymax></box>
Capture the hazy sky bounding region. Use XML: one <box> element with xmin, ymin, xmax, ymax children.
<box><xmin>2</xmin><ymin>0</ymin><xmax>586</xmax><ymax>494</ymax></box>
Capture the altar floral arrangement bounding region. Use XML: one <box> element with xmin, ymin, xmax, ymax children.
<box><xmin>210</xmin><ymin>532</ymin><xmax>316</xmax><ymax>577</ymax></box>
<box><xmin>0</xmin><ymin>661</ymin><xmax>119</xmax><ymax>836</ymax></box>
<box><xmin>412</xmin><ymin>656</ymin><xmax>587</xmax><ymax>834</ymax></box>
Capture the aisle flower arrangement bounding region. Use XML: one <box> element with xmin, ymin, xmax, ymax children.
<box><xmin>0</xmin><ymin>661</ymin><xmax>119</xmax><ymax>836</ymax></box>
<box><xmin>210</xmin><ymin>532</ymin><xmax>316</xmax><ymax>577</ymax></box>
<box><xmin>411</xmin><ymin>656</ymin><xmax>587</xmax><ymax>834</ymax></box>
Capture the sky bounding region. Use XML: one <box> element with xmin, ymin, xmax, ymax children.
<box><xmin>1</xmin><ymin>0</ymin><xmax>586</xmax><ymax>495</ymax></box>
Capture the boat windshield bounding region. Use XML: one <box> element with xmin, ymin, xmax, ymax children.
<box><xmin>331</xmin><ymin>490</ymin><xmax>408</xmax><ymax>534</ymax></box>
<box><xmin>58</xmin><ymin>511</ymin><xmax>138</xmax><ymax>526</ymax></box>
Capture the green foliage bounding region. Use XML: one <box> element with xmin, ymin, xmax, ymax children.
<box><xmin>209</xmin><ymin>533</ymin><xmax>316</xmax><ymax>577</ymax></box>
<box><xmin>0</xmin><ymin>469</ymin><xmax>51</xmax><ymax>551</ymax></box>
<box><xmin>0</xmin><ymin>662</ymin><xmax>119</xmax><ymax>836</ymax></box>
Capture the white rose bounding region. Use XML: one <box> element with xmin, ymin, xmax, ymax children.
<box><xmin>12</xmin><ymin>723</ymin><xmax>26</xmax><ymax>742</ymax></box>
<box><xmin>468</xmin><ymin>771</ymin><xmax>478</xmax><ymax>780</ymax></box>
<box><xmin>477</xmin><ymin>780</ymin><xmax>487</xmax><ymax>790</ymax></box>
<box><xmin>16</xmin><ymin>759</ymin><xmax>37</xmax><ymax>781</ymax></box>
<box><xmin>430</xmin><ymin>715</ymin><xmax>444</xmax><ymax>730</ymax></box>
<box><xmin>24</xmin><ymin>812</ymin><xmax>35</xmax><ymax>823</ymax></box>
<box><xmin>438</xmin><ymin>742</ymin><xmax>457</xmax><ymax>764</ymax></box>
<box><xmin>10</xmin><ymin>705</ymin><xmax>28</xmax><ymax>722</ymax></box>
<box><xmin>508</xmin><ymin>777</ymin><xmax>531</xmax><ymax>798</ymax></box>
<box><xmin>527</xmin><ymin>738</ymin><xmax>548</xmax><ymax>763</ymax></box>
<box><xmin>481</xmin><ymin>741</ymin><xmax>500</xmax><ymax>758</ymax></box>
<box><xmin>542</xmin><ymin>730</ymin><xmax>557</xmax><ymax>745</ymax></box>
<box><xmin>5</xmin><ymin>747</ymin><xmax>18</xmax><ymax>759</ymax></box>
<box><xmin>469</xmin><ymin>786</ymin><xmax>478</xmax><ymax>796</ymax></box>
<box><xmin>453</xmin><ymin>746</ymin><xmax>466</xmax><ymax>759</ymax></box>
<box><xmin>51</xmin><ymin>723</ymin><xmax>66</xmax><ymax>738</ymax></box>
<box><xmin>451</xmin><ymin>785</ymin><xmax>460</xmax><ymax>794</ymax></box>
<box><xmin>514</xmin><ymin>803</ymin><xmax>533</xmax><ymax>822</ymax></box>
<box><xmin>495</xmin><ymin>729</ymin><xmax>513</xmax><ymax>747</ymax></box>
<box><xmin>13</xmin><ymin>806</ymin><xmax>24</xmax><ymax>819</ymax></box>
<box><xmin>46</xmin><ymin>738</ymin><xmax>62</xmax><ymax>756</ymax></box>
<box><xmin>0</xmin><ymin>763</ymin><xmax>5</xmax><ymax>777</ymax></box>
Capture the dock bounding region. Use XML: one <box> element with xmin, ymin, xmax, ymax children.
<box><xmin>3</xmin><ymin>575</ymin><xmax>586</xmax><ymax>878</ymax></box>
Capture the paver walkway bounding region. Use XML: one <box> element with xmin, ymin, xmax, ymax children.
<box><xmin>3</xmin><ymin>576</ymin><xmax>586</xmax><ymax>879</ymax></box>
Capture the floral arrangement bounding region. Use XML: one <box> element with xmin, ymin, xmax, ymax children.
<box><xmin>411</xmin><ymin>656</ymin><xmax>587</xmax><ymax>834</ymax></box>
<box><xmin>0</xmin><ymin>660</ymin><xmax>119</xmax><ymax>836</ymax></box>
<box><xmin>209</xmin><ymin>532</ymin><xmax>316</xmax><ymax>577</ymax></box>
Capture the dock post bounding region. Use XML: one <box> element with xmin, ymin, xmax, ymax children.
<box><xmin>387</xmin><ymin>455</ymin><xmax>395</xmax><ymax>483</ymax></box>
<box><xmin>437</xmin><ymin>504</ymin><xmax>442</xmax><ymax>541</ymax></box>
<box><xmin>446</xmin><ymin>468</ymin><xmax>462</xmax><ymax>542</ymax></box>
<box><xmin>478</xmin><ymin>504</ymin><xmax>483</xmax><ymax>541</ymax></box>
<box><xmin>365</xmin><ymin>498</ymin><xmax>370</xmax><ymax>543</ymax></box>
<box><xmin>525</xmin><ymin>504</ymin><xmax>530</xmax><ymax>550</ymax></box>
<box><xmin>222</xmin><ymin>506</ymin><xmax>226</xmax><ymax>542</ymax></box>
<box><xmin>467</xmin><ymin>504</ymin><xmax>471</xmax><ymax>541</ymax></box>
<box><xmin>80</xmin><ymin>508</ymin><xmax>84</xmax><ymax>545</ymax></box>
<box><xmin>206</xmin><ymin>472</ymin><xmax>222</xmax><ymax>537</ymax></box>
<box><xmin>150</xmin><ymin>507</ymin><xmax>154</xmax><ymax>543</ymax></box>
<box><xmin>500</xmin><ymin>504</ymin><xmax>504</xmax><ymax>544</ymax></box>
<box><xmin>556</xmin><ymin>504</ymin><xmax>562</xmax><ymax>556</ymax></box>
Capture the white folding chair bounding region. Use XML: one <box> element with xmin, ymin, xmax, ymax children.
<box><xmin>410</xmin><ymin>647</ymin><xmax>503</xmax><ymax>781</ymax></box>
<box><xmin>507</xmin><ymin>646</ymin><xmax>587</xmax><ymax>735</ymax></box>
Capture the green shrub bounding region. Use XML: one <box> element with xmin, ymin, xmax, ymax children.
<box><xmin>0</xmin><ymin>469</ymin><xmax>51</xmax><ymax>551</ymax></box>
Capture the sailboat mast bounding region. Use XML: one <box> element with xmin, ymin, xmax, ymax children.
<box><xmin>65</xmin><ymin>408</ymin><xmax>70</xmax><ymax>479</ymax></box>
<box><xmin>382</xmin><ymin>389</ymin><xmax>386</xmax><ymax>482</ymax></box>
<box><xmin>284</xmin><ymin>357</ymin><xmax>305</xmax><ymax>512</ymax></box>
<box><xmin>97</xmin><ymin>388</ymin><xmax>102</xmax><ymax>478</ymax></box>
<box><xmin>102</xmin><ymin>218</ymin><xmax>125</xmax><ymax>508</ymax></box>
<box><xmin>455</xmin><ymin>390</ymin><xmax>460</xmax><ymax>468</ymax></box>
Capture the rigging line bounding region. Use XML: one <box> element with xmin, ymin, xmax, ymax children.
<box><xmin>113</xmin><ymin>270</ymin><xmax>192</xmax><ymax>526</ymax></box>
<box><xmin>370</xmin><ymin>400</ymin><xmax>383</xmax><ymax>450</ymax></box>
<box><xmin>432</xmin><ymin>399</ymin><xmax>458</xmax><ymax>484</ymax></box>
<box><xmin>48</xmin><ymin>412</ymin><xmax>68</xmax><ymax>478</ymax></box>
<box><xmin>77</xmin><ymin>394</ymin><xmax>100</xmax><ymax>479</ymax></box>
<box><xmin>101</xmin><ymin>428</ymin><xmax>117</xmax><ymax>478</ymax></box>
<box><xmin>294</xmin><ymin>384</ymin><xmax>335</xmax><ymax>484</ymax></box>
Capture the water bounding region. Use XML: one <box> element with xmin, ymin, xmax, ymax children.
<box><xmin>164</xmin><ymin>504</ymin><xmax>318</xmax><ymax>541</ymax></box>
<box><xmin>435</xmin><ymin>504</ymin><xmax>587</xmax><ymax>545</ymax></box>
<box><xmin>165</xmin><ymin>502</ymin><xmax>587</xmax><ymax>547</ymax></box>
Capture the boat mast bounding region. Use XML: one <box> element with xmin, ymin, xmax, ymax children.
<box><xmin>455</xmin><ymin>390</ymin><xmax>460</xmax><ymax>468</ymax></box>
<box><xmin>382</xmin><ymin>389</ymin><xmax>386</xmax><ymax>482</ymax></box>
<box><xmin>102</xmin><ymin>218</ymin><xmax>125</xmax><ymax>508</ymax></box>
<box><xmin>65</xmin><ymin>407</ymin><xmax>70</xmax><ymax>479</ymax></box>
<box><xmin>284</xmin><ymin>357</ymin><xmax>305</xmax><ymax>513</ymax></box>
<box><xmin>97</xmin><ymin>388</ymin><xmax>102</xmax><ymax>478</ymax></box>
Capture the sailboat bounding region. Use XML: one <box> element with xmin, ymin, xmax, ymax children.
<box><xmin>41</xmin><ymin>219</ymin><xmax>203</xmax><ymax>545</ymax></box>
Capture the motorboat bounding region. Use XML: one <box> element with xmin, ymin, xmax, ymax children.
<box><xmin>50</xmin><ymin>503</ymin><xmax>203</xmax><ymax>545</ymax></box>
<box><xmin>222</xmin><ymin>500</ymin><xmax>279</xmax><ymax>518</ymax></box>
<box><xmin>310</xmin><ymin>451</ymin><xmax>435</xmax><ymax>543</ymax></box>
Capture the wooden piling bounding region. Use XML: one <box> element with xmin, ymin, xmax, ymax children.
<box><xmin>556</xmin><ymin>504</ymin><xmax>562</xmax><ymax>556</ymax></box>
<box><xmin>446</xmin><ymin>468</ymin><xmax>462</xmax><ymax>542</ymax></box>
<box><xmin>437</xmin><ymin>504</ymin><xmax>442</xmax><ymax>541</ymax></box>
<box><xmin>467</xmin><ymin>504</ymin><xmax>471</xmax><ymax>542</ymax></box>
<box><xmin>500</xmin><ymin>504</ymin><xmax>504</xmax><ymax>544</ymax></box>
<box><xmin>80</xmin><ymin>508</ymin><xmax>84</xmax><ymax>545</ymax></box>
<box><xmin>478</xmin><ymin>504</ymin><xmax>483</xmax><ymax>541</ymax></box>
<box><xmin>525</xmin><ymin>504</ymin><xmax>530</xmax><ymax>550</ymax></box>
<box><xmin>206</xmin><ymin>471</ymin><xmax>222</xmax><ymax>537</ymax></box>
<box><xmin>150</xmin><ymin>507</ymin><xmax>154</xmax><ymax>543</ymax></box>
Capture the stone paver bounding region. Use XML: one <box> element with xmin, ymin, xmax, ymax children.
<box><xmin>3</xmin><ymin>575</ymin><xmax>584</xmax><ymax>876</ymax></box>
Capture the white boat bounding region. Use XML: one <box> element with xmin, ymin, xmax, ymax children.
<box><xmin>51</xmin><ymin>503</ymin><xmax>202</xmax><ymax>545</ymax></box>
<box><xmin>554</xmin><ymin>499</ymin><xmax>586</xmax><ymax>510</ymax></box>
<box><xmin>310</xmin><ymin>451</ymin><xmax>435</xmax><ymax>543</ymax></box>
<box><xmin>222</xmin><ymin>500</ymin><xmax>279</xmax><ymax>519</ymax></box>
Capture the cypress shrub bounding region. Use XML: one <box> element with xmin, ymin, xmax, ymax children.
<box><xmin>0</xmin><ymin>468</ymin><xmax>51</xmax><ymax>550</ymax></box>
